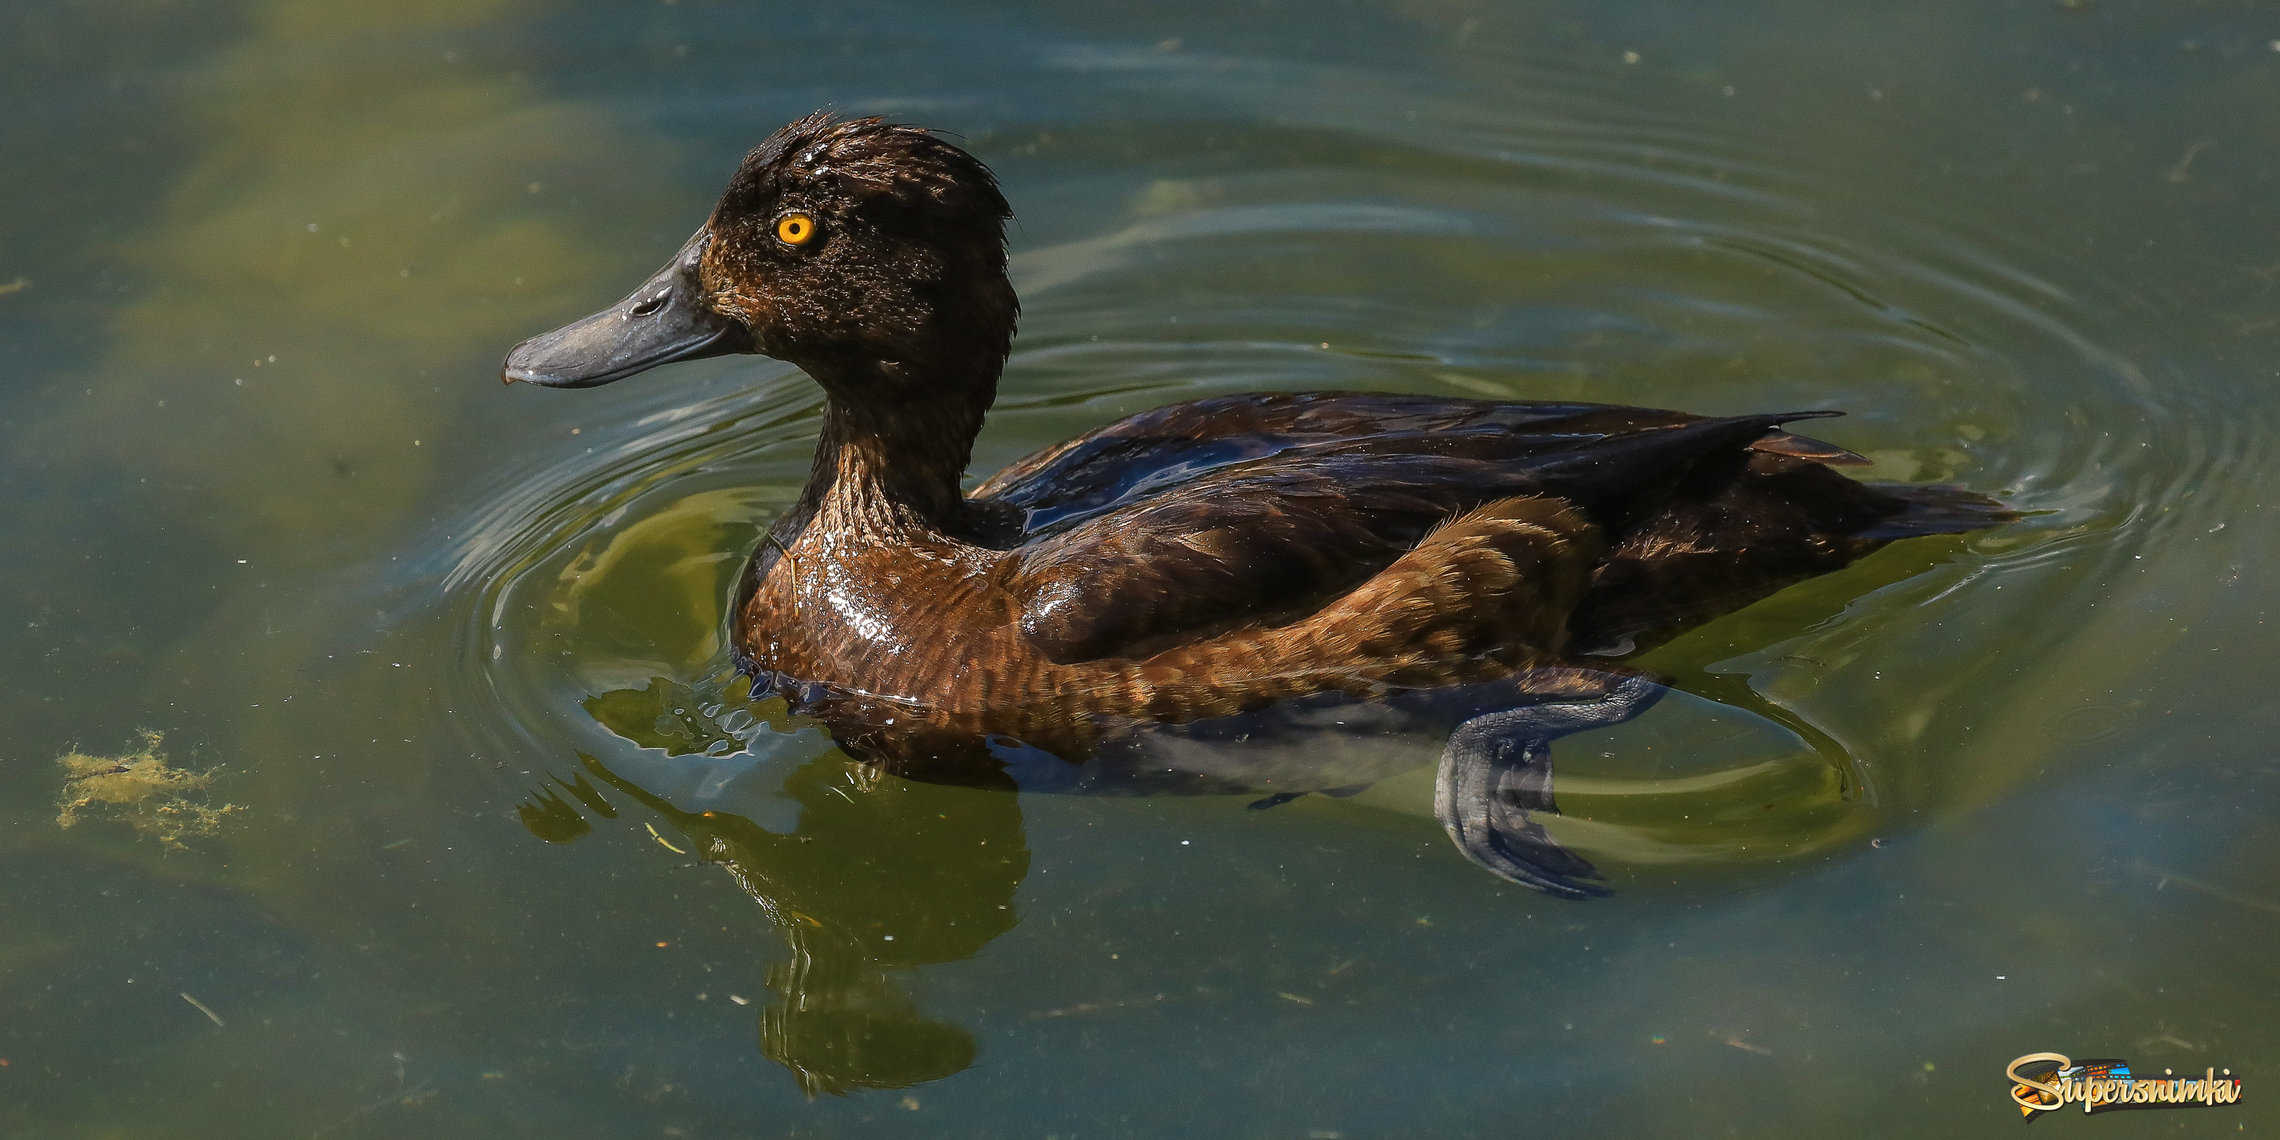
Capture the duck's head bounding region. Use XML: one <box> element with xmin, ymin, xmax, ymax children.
<box><xmin>503</xmin><ymin>113</ymin><xmax>1015</xmax><ymax>399</ymax></box>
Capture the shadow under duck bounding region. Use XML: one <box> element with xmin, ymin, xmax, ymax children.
<box><xmin>504</xmin><ymin>113</ymin><xmax>2011</xmax><ymax>896</ymax></box>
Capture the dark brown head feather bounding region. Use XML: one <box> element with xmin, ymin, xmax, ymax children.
<box><xmin>716</xmin><ymin>112</ymin><xmax>1009</xmax><ymax>226</ymax></box>
<box><xmin>701</xmin><ymin>113</ymin><xmax>1016</xmax><ymax>392</ymax></box>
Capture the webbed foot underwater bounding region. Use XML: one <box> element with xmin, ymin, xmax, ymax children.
<box><xmin>504</xmin><ymin>112</ymin><xmax>2013</xmax><ymax>894</ymax></box>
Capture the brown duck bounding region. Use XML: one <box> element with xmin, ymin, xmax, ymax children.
<box><xmin>504</xmin><ymin>113</ymin><xmax>2010</xmax><ymax>896</ymax></box>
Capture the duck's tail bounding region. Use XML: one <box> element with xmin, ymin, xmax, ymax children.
<box><xmin>1855</xmin><ymin>482</ymin><xmax>2019</xmax><ymax>541</ymax></box>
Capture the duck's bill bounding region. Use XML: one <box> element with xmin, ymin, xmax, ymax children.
<box><xmin>501</xmin><ymin>230</ymin><xmax>749</xmax><ymax>388</ymax></box>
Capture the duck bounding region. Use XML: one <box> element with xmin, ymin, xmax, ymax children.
<box><xmin>504</xmin><ymin>112</ymin><xmax>2010</xmax><ymax>895</ymax></box>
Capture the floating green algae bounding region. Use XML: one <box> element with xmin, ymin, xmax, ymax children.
<box><xmin>55</xmin><ymin>731</ymin><xmax>240</xmax><ymax>848</ymax></box>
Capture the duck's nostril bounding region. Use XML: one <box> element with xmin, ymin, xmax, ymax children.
<box><xmin>628</xmin><ymin>291</ymin><xmax>669</xmax><ymax>318</ymax></box>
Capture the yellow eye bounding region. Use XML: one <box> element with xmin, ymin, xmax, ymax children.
<box><xmin>775</xmin><ymin>212</ymin><xmax>816</xmax><ymax>246</ymax></box>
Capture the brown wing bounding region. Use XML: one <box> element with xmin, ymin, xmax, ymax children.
<box><xmin>975</xmin><ymin>391</ymin><xmax>1862</xmax><ymax>538</ymax></box>
<box><xmin>997</xmin><ymin>397</ymin><xmax>1827</xmax><ymax>663</ymax></box>
<box><xmin>1006</xmin><ymin>456</ymin><xmax>1464</xmax><ymax>663</ymax></box>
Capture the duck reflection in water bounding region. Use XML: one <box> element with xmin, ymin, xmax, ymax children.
<box><xmin>521</xmin><ymin>723</ymin><xmax>1025</xmax><ymax>1096</ymax></box>
<box><xmin>503</xmin><ymin>113</ymin><xmax>2010</xmax><ymax>898</ymax></box>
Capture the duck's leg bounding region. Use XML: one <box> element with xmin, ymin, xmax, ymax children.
<box><xmin>1434</xmin><ymin>670</ymin><xmax>1666</xmax><ymax>897</ymax></box>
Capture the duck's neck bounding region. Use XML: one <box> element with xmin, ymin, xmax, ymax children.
<box><xmin>785</xmin><ymin>358</ymin><xmax>992</xmax><ymax>543</ymax></box>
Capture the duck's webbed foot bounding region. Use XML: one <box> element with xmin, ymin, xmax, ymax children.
<box><xmin>1433</xmin><ymin>673</ymin><xmax>1666</xmax><ymax>897</ymax></box>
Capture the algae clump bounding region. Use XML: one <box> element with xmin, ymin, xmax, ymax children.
<box><xmin>55</xmin><ymin>731</ymin><xmax>240</xmax><ymax>848</ymax></box>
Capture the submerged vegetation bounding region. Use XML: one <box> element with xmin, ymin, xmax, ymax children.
<box><xmin>54</xmin><ymin>731</ymin><xmax>240</xmax><ymax>848</ymax></box>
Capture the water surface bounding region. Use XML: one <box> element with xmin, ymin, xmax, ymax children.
<box><xmin>4</xmin><ymin>0</ymin><xmax>2277</xmax><ymax>1134</ymax></box>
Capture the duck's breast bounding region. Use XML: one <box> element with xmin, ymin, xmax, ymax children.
<box><xmin>740</xmin><ymin>531</ymin><xmax>1038</xmax><ymax>704</ymax></box>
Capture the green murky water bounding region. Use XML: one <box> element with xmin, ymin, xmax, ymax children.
<box><xmin>5</xmin><ymin>1</ymin><xmax>2277</xmax><ymax>1134</ymax></box>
